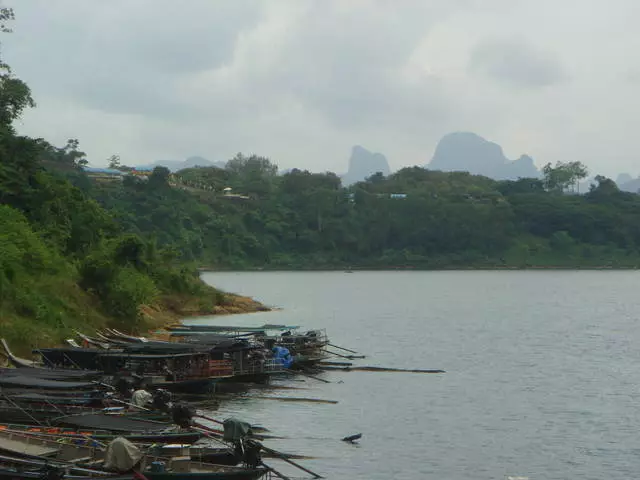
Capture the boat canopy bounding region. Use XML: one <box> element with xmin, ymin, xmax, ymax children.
<box><xmin>223</xmin><ymin>418</ymin><xmax>252</xmax><ymax>441</ymax></box>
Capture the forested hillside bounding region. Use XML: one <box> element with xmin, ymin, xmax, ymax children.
<box><xmin>0</xmin><ymin>9</ymin><xmax>255</xmax><ymax>353</ymax></box>
<box><xmin>89</xmin><ymin>155</ymin><xmax>640</xmax><ymax>270</ymax></box>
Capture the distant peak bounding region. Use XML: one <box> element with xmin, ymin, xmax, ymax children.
<box><xmin>343</xmin><ymin>145</ymin><xmax>391</xmax><ymax>186</ymax></box>
<box><xmin>428</xmin><ymin>132</ymin><xmax>540</xmax><ymax>180</ymax></box>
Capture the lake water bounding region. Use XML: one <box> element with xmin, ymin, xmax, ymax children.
<box><xmin>196</xmin><ymin>271</ymin><xmax>640</xmax><ymax>480</ymax></box>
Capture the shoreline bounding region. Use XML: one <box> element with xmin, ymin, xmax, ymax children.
<box><xmin>199</xmin><ymin>265</ymin><xmax>640</xmax><ymax>272</ymax></box>
<box><xmin>141</xmin><ymin>291</ymin><xmax>271</xmax><ymax>332</ymax></box>
<box><xmin>0</xmin><ymin>288</ymin><xmax>271</xmax><ymax>359</ymax></box>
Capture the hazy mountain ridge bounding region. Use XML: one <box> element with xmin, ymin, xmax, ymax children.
<box><xmin>427</xmin><ymin>132</ymin><xmax>540</xmax><ymax>180</ymax></box>
<box><xmin>614</xmin><ymin>173</ymin><xmax>640</xmax><ymax>193</ymax></box>
<box><xmin>137</xmin><ymin>156</ymin><xmax>226</xmax><ymax>172</ymax></box>
<box><xmin>342</xmin><ymin>145</ymin><xmax>391</xmax><ymax>185</ymax></box>
<box><xmin>137</xmin><ymin>133</ymin><xmax>549</xmax><ymax>184</ymax></box>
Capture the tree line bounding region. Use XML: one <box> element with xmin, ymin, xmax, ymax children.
<box><xmin>82</xmin><ymin>153</ymin><xmax>640</xmax><ymax>270</ymax></box>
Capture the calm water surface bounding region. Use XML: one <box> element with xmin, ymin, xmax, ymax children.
<box><xmin>193</xmin><ymin>271</ymin><xmax>640</xmax><ymax>480</ymax></box>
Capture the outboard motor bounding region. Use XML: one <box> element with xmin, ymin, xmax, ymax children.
<box><xmin>39</xmin><ymin>464</ymin><xmax>65</xmax><ymax>480</ymax></box>
<box><xmin>114</xmin><ymin>377</ymin><xmax>133</xmax><ymax>398</ymax></box>
<box><xmin>152</xmin><ymin>388</ymin><xmax>172</xmax><ymax>411</ymax></box>
<box><xmin>243</xmin><ymin>440</ymin><xmax>263</xmax><ymax>469</ymax></box>
<box><xmin>171</xmin><ymin>402</ymin><xmax>195</xmax><ymax>428</ymax></box>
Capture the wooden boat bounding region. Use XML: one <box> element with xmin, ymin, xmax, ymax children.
<box><xmin>169</xmin><ymin>326</ymin><xmax>330</xmax><ymax>360</ymax></box>
<box><xmin>0</xmin><ymin>454</ymin><xmax>115</xmax><ymax>479</ymax></box>
<box><xmin>0</xmin><ymin>375</ymin><xmax>98</xmax><ymax>391</ymax></box>
<box><xmin>0</xmin><ymin>436</ymin><xmax>268</xmax><ymax>479</ymax></box>
<box><xmin>51</xmin><ymin>413</ymin><xmax>175</xmax><ymax>434</ymax></box>
<box><xmin>7</xmin><ymin>392</ymin><xmax>105</xmax><ymax>407</ymax></box>
<box><xmin>0</xmin><ymin>436</ymin><xmax>267</xmax><ymax>479</ymax></box>
<box><xmin>166</xmin><ymin>324</ymin><xmax>299</xmax><ymax>333</ymax></box>
<box><xmin>0</xmin><ymin>427</ymin><xmax>103</xmax><ymax>461</ymax></box>
<box><xmin>140</xmin><ymin>465</ymin><xmax>268</xmax><ymax>480</ymax></box>
<box><xmin>0</xmin><ymin>429</ymin><xmax>278</xmax><ymax>466</ymax></box>
<box><xmin>0</xmin><ymin>462</ymin><xmax>267</xmax><ymax>480</ymax></box>
<box><xmin>33</xmin><ymin>345</ymin><xmax>234</xmax><ymax>394</ymax></box>
<box><xmin>75</xmin><ymin>332</ymin><xmax>111</xmax><ymax>350</ymax></box>
<box><xmin>106</xmin><ymin>438</ymin><xmax>269</xmax><ymax>480</ymax></box>
<box><xmin>0</xmin><ymin>424</ymin><xmax>203</xmax><ymax>445</ymax></box>
<box><xmin>267</xmin><ymin>329</ymin><xmax>330</xmax><ymax>356</ymax></box>
<box><xmin>101</xmin><ymin>329</ymin><xmax>148</xmax><ymax>344</ymax></box>
<box><xmin>0</xmin><ymin>341</ymin><xmax>103</xmax><ymax>380</ymax></box>
<box><xmin>0</xmin><ymin>367</ymin><xmax>102</xmax><ymax>381</ymax></box>
<box><xmin>0</xmin><ymin>402</ymin><xmax>127</xmax><ymax>425</ymax></box>
<box><xmin>0</xmin><ymin>340</ymin><xmax>38</xmax><ymax>369</ymax></box>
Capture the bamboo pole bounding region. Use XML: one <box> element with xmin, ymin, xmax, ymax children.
<box><xmin>327</xmin><ymin>343</ymin><xmax>358</xmax><ymax>354</ymax></box>
<box><xmin>250</xmin><ymin>396</ymin><xmax>338</xmax><ymax>404</ymax></box>
<box><xmin>259</xmin><ymin>444</ymin><xmax>323</xmax><ymax>479</ymax></box>
<box><xmin>349</xmin><ymin>366</ymin><xmax>445</xmax><ymax>373</ymax></box>
<box><xmin>284</xmin><ymin>368</ymin><xmax>331</xmax><ymax>384</ymax></box>
<box><xmin>323</xmin><ymin>349</ymin><xmax>365</xmax><ymax>360</ymax></box>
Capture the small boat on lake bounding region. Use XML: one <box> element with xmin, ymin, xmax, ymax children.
<box><xmin>0</xmin><ymin>436</ymin><xmax>269</xmax><ymax>480</ymax></box>
<box><xmin>0</xmin><ymin>423</ymin><xmax>203</xmax><ymax>445</ymax></box>
<box><xmin>51</xmin><ymin>413</ymin><xmax>175</xmax><ymax>434</ymax></box>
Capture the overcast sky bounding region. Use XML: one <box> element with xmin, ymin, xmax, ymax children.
<box><xmin>3</xmin><ymin>0</ymin><xmax>639</xmax><ymax>177</ymax></box>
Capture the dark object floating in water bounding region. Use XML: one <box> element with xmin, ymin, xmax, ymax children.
<box><xmin>342</xmin><ymin>433</ymin><xmax>362</xmax><ymax>443</ymax></box>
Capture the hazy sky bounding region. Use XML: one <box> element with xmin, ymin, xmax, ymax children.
<box><xmin>4</xmin><ymin>0</ymin><xmax>639</xmax><ymax>176</ymax></box>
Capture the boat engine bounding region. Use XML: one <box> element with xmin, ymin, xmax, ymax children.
<box><xmin>38</xmin><ymin>464</ymin><xmax>65</xmax><ymax>480</ymax></box>
<box><xmin>152</xmin><ymin>388</ymin><xmax>172</xmax><ymax>411</ymax></box>
<box><xmin>171</xmin><ymin>402</ymin><xmax>195</xmax><ymax>428</ymax></box>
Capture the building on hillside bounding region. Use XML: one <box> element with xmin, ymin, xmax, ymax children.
<box><xmin>374</xmin><ymin>193</ymin><xmax>408</xmax><ymax>199</ymax></box>
<box><xmin>127</xmin><ymin>167</ymin><xmax>153</xmax><ymax>182</ymax></box>
<box><xmin>82</xmin><ymin>166</ymin><xmax>124</xmax><ymax>182</ymax></box>
<box><xmin>221</xmin><ymin>187</ymin><xmax>250</xmax><ymax>200</ymax></box>
<box><xmin>129</xmin><ymin>167</ymin><xmax>153</xmax><ymax>177</ymax></box>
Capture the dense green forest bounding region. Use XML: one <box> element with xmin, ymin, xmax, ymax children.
<box><xmin>86</xmin><ymin>155</ymin><xmax>640</xmax><ymax>270</ymax></box>
<box><xmin>0</xmin><ymin>9</ymin><xmax>241</xmax><ymax>353</ymax></box>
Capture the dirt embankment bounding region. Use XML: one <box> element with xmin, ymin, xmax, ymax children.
<box><xmin>140</xmin><ymin>292</ymin><xmax>271</xmax><ymax>331</ymax></box>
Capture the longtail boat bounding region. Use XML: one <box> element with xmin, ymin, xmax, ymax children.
<box><xmin>51</xmin><ymin>413</ymin><xmax>174</xmax><ymax>433</ymax></box>
<box><xmin>0</xmin><ymin>375</ymin><xmax>98</xmax><ymax>391</ymax></box>
<box><xmin>0</xmin><ymin>367</ymin><xmax>102</xmax><ymax>382</ymax></box>
<box><xmin>0</xmin><ymin>436</ymin><xmax>269</xmax><ymax>479</ymax></box>
<box><xmin>0</xmin><ymin>424</ymin><xmax>202</xmax><ymax>445</ymax></box>
<box><xmin>0</xmin><ymin>402</ymin><xmax>130</xmax><ymax>425</ymax></box>
<box><xmin>0</xmin><ymin>428</ymin><xmax>103</xmax><ymax>461</ymax></box>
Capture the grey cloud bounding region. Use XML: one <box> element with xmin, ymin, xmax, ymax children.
<box><xmin>5</xmin><ymin>0</ymin><xmax>265</xmax><ymax>116</ymax></box>
<box><xmin>468</xmin><ymin>37</ymin><xmax>565</xmax><ymax>88</ymax></box>
<box><xmin>4</xmin><ymin>0</ymin><xmax>638</xmax><ymax>178</ymax></box>
<box><xmin>8</xmin><ymin>0</ymin><xmax>467</xmax><ymax>125</ymax></box>
<box><xmin>195</xmin><ymin>1</ymin><xmax>470</xmax><ymax>133</ymax></box>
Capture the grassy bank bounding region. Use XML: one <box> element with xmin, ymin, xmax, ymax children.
<box><xmin>0</xmin><ymin>278</ymin><xmax>268</xmax><ymax>357</ymax></box>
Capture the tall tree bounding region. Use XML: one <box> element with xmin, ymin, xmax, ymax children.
<box><xmin>542</xmin><ymin>161</ymin><xmax>588</xmax><ymax>193</ymax></box>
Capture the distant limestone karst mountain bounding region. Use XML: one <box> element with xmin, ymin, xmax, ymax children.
<box><xmin>616</xmin><ymin>173</ymin><xmax>640</xmax><ymax>193</ymax></box>
<box><xmin>137</xmin><ymin>156</ymin><xmax>226</xmax><ymax>172</ymax></box>
<box><xmin>342</xmin><ymin>145</ymin><xmax>391</xmax><ymax>186</ymax></box>
<box><xmin>427</xmin><ymin>132</ymin><xmax>540</xmax><ymax>180</ymax></box>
